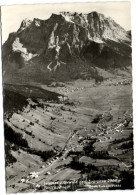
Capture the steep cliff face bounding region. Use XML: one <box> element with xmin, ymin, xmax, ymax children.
<box><xmin>2</xmin><ymin>11</ymin><xmax>131</xmax><ymax>84</ymax></box>
<box><xmin>60</xmin><ymin>11</ymin><xmax>130</xmax><ymax>43</ymax></box>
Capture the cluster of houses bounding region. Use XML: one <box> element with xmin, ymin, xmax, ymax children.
<box><xmin>106</xmin><ymin>79</ymin><xmax>131</xmax><ymax>86</ymax></box>
<box><xmin>20</xmin><ymin>172</ymin><xmax>39</xmax><ymax>185</ymax></box>
<box><xmin>57</xmin><ymin>85</ymin><xmax>85</xmax><ymax>95</ymax></box>
<box><xmin>46</xmin><ymin>156</ymin><xmax>59</xmax><ymax>166</ymax></box>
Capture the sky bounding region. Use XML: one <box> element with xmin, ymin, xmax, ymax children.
<box><xmin>1</xmin><ymin>1</ymin><xmax>131</xmax><ymax>44</ymax></box>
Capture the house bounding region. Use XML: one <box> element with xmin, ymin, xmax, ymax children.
<box><xmin>36</xmin><ymin>184</ymin><xmax>41</xmax><ymax>189</ymax></box>
<box><xmin>58</xmin><ymin>95</ymin><xmax>68</xmax><ymax>102</ymax></box>
<box><xmin>46</xmin><ymin>171</ymin><xmax>51</xmax><ymax>175</ymax></box>
<box><xmin>20</xmin><ymin>178</ymin><xmax>25</xmax><ymax>183</ymax></box>
<box><xmin>97</xmin><ymin>139</ymin><xmax>102</xmax><ymax>142</ymax></box>
<box><xmin>29</xmin><ymin>172</ymin><xmax>39</xmax><ymax>179</ymax></box>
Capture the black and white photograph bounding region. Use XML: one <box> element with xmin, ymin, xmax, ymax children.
<box><xmin>0</xmin><ymin>0</ymin><xmax>135</xmax><ymax>193</ymax></box>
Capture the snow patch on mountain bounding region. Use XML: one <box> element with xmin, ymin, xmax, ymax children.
<box><xmin>47</xmin><ymin>62</ymin><xmax>52</xmax><ymax>72</ymax></box>
<box><xmin>12</xmin><ymin>37</ymin><xmax>38</xmax><ymax>61</ymax></box>
<box><xmin>34</xmin><ymin>19</ymin><xmax>41</xmax><ymax>27</ymax></box>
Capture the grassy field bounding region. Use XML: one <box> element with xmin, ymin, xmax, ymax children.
<box><xmin>4</xmin><ymin>76</ymin><xmax>134</xmax><ymax>192</ymax></box>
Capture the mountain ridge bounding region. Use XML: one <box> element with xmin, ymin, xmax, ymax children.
<box><xmin>2</xmin><ymin>11</ymin><xmax>132</xmax><ymax>84</ymax></box>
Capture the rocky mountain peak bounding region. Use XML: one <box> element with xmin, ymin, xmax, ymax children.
<box><xmin>18</xmin><ymin>18</ymin><xmax>32</xmax><ymax>32</ymax></box>
<box><xmin>58</xmin><ymin>11</ymin><xmax>129</xmax><ymax>42</ymax></box>
<box><xmin>2</xmin><ymin>11</ymin><xmax>132</xmax><ymax>84</ymax></box>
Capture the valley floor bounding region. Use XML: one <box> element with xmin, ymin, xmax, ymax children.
<box><xmin>4</xmin><ymin>77</ymin><xmax>134</xmax><ymax>193</ymax></box>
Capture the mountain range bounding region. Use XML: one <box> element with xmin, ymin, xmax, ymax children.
<box><xmin>2</xmin><ymin>11</ymin><xmax>132</xmax><ymax>84</ymax></box>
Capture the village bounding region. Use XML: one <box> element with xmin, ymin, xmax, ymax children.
<box><xmin>4</xmin><ymin>77</ymin><xmax>133</xmax><ymax>193</ymax></box>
